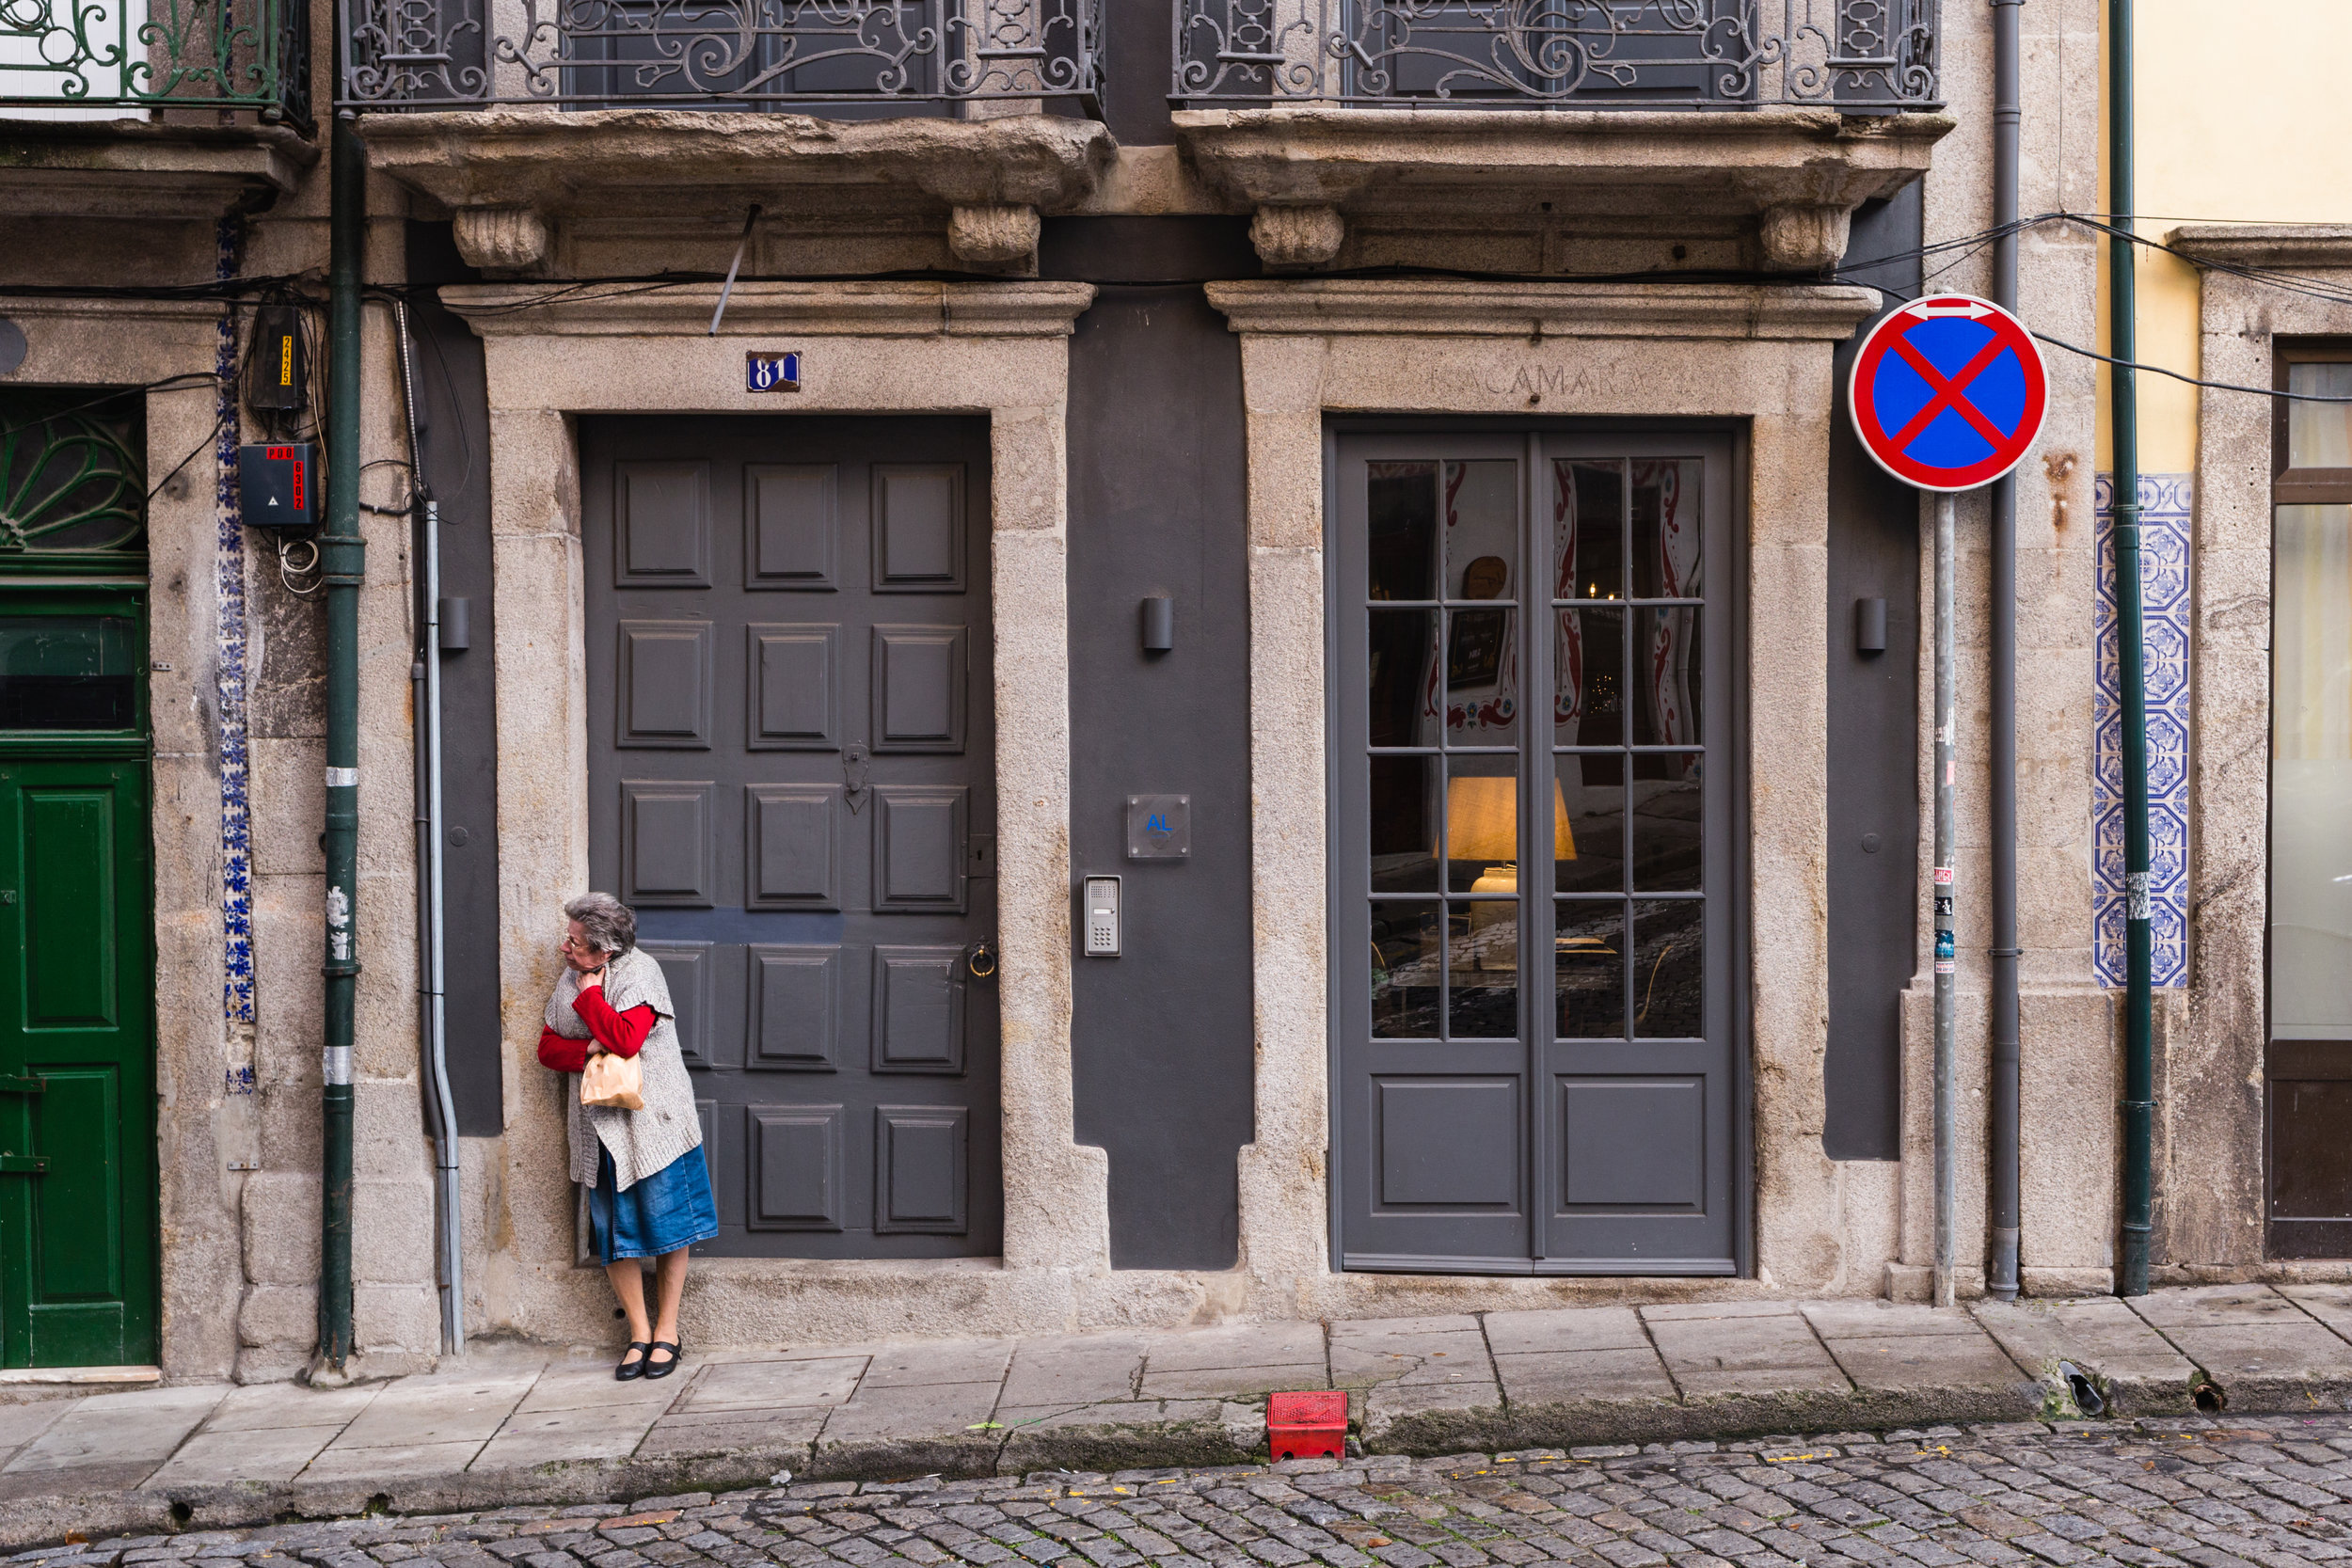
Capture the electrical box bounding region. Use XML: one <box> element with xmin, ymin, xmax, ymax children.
<box><xmin>246</xmin><ymin>305</ymin><xmax>307</xmax><ymax>413</ymax></box>
<box><xmin>1081</xmin><ymin>876</ymin><xmax>1121</xmax><ymax>958</ymax></box>
<box><xmin>237</xmin><ymin>442</ymin><xmax>319</xmax><ymax>531</ymax></box>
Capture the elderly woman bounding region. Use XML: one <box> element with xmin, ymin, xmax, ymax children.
<box><xmin>536</xmin><ymin>892</ymin><xmax>716</xmax><ymax>1380</ymax></box>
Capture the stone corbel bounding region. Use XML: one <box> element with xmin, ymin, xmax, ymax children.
<box><xmin>947</xmin><ymin>204</ymin><xmax>1041</xmax><ymax>270</ymax></box>
<box><xmin>453</xmin><ymin>206</ymin><xmax>551</xmax><ymax>276</ymax></box>
<box><xmin>1757</xmin><ymin>202</ymin><xmax>1852</xmax><ymax>275</ymax></box>
<box><xmin>1249</xmin><ymin>204</ymin><xmax>1346</xmax><ymax>270</ymax></box>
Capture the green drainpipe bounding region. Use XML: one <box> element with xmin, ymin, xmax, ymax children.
<box><xmin>319</xmin><ymin>108</ymin><xmax>367</xmax><ymax>1370</ymax></box>
<box><xmin>2109</xmin><ymin>0</ymin><xmax>2154</xmax><ymax>1299</ymax></box>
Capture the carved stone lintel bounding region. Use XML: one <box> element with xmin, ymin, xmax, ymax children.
<box><xmin>1758</xmin><ymin>202</ymin><xmax>1852</xmax><ymax>274</ymax></box>
<box><xmin>947</xmin><ymin>203</ymin><xmax>1041</xmax><ymax>268</ymax></box>
<box><xmin>453</xmin><ymin>206</ymin><xmax>550</xmax><ymax>274</ymax></box>
<box><xmin>1250</xmin><ymin>204</ymin><xmax>1346</xmax><ymax>269</ymax></box>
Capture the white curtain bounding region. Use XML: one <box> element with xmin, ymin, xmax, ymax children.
<box><xmin>2272</xmin><ymin>501</ymin><xmax>2352</xmax><ymax>1037</ymax></box>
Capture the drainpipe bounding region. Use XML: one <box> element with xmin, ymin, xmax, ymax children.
<box><xmin>319</xmin><ymin>108</ymin><xmax>368</xmax><ymax>1373</ymax></box>
<box><xmin>393</xmin><ymin>299</ymin><xmax>463</xmax><ymax>1357</ymax></box>
<box><xmin>2109</xmin><ymin>0</ymin><xmax>2154</xmax><ymax>1299</ymax></box>
<box><xmin>1987</xmin><ymin>0</ymin><xmax>2025</xmax><ymax>1305</ymax></box>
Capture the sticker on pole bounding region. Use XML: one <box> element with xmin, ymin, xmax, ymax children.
<box><xmin>1850</xmin><ymin>294</ymin><xmax>2048</xmax><ymax>493</ymax></box>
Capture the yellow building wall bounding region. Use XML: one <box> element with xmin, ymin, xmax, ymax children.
<box><xmin>2109</xmin><ymin>2</ymin><xmax>2352</xmax><ymax>472</ymax></box>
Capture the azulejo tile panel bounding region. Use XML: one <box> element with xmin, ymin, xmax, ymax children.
<box><xmin>2093</xmin><ymin>473</ymin><xmax>2191</xmax><ymax>990</ymax></box>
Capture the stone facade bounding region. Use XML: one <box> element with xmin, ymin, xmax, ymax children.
<box><xmin>8</xmin><ymin>0</ymin><xmax>2324</xmax><ymax>1388</ymax></box>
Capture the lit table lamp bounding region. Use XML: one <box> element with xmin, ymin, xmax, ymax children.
<box><xmin>1446</xmin><ymin>777</ymin><xmax>1575</xmax><ymax>943</ymax></box>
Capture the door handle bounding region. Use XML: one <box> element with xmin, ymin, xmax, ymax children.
<box><xmin>0</xmin><ymin>1155</ymin><xmax>45</xmax><ymax>1176</ymax></box>
<box><xmin>0</xmin><ymin>1076</ymin><xmax>42</xmax><ymax>1095</ymax></box>
<box><xmin>963</xmin><ymin>940</ymin><xmax>996</xmax><ymax>981</ymax></box>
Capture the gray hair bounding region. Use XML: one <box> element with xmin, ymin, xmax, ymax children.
<box><xmin>564</xmin><ymin>892</ymin><xmax>636</xmax><ymax>957</ymax></box>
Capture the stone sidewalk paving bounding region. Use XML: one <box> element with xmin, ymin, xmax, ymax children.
<box><xmin>4</xmin><ymin>1286</ymin><xmax>2350</xmax><ymax>1553</ymax></box>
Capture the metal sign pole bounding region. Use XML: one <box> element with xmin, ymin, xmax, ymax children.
<box><xmin>1932</xmin><ymin>489</ymin><xmax>1958</xmax><ymax>1310</ymax></box>
<box><xmin>1850</xmin><ymin>293</ymin><xmax>2046</xmax><ymax>1311</ymax></box>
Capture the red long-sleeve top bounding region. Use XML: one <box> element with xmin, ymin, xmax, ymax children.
<box><xmin>536</xmin><ymin>983</ymin><xmax>656</xmax><ymax>1074</ymax></box>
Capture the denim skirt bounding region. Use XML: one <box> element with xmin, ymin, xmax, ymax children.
<box><xmin>590</xmin><ymin>1145</ymin><xmax>719</xmax><ymax>1263</ymax></box>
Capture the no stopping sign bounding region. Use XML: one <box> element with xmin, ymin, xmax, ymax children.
<box><xmin>1850</xmin><ymin>294</ymin><xmax>2048</xmax><ymax>492</ymax></box>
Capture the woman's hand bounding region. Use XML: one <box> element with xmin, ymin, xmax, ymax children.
<box><xmin>580</xmin><ymin>965</ymin><xmax>605</xmax><ymax>991</ymax></box>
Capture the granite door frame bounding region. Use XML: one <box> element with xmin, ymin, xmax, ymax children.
<box><xmin>444</xmin><ymin>281</ymin><xmax>1120</xmax><ymax>1341</ymax></box>
<box><xmin>2169</xmin><ymin>231</ymin><xmax>2352</xmax><ymax>1275</ymax></box>
<box><xmin>1205</xmin><ymin>280</ymin><xmax>1895</xmax><ymax>1307</ymax></box>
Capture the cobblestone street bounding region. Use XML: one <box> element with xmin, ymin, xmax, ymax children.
<box><xmin>24</xmin><ymin>1418</ymin><xmax>2352</xmax><ymax>1568</ymax></box>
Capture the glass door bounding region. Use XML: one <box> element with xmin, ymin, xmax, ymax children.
<box><xmin>1332</xmin><ymin>430</ymin><xmax>1738</xmax><ymax>1274</ymax></box>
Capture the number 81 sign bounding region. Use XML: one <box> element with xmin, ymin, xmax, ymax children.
<box><xmin>746</xmin><ymin>351</ymin><xmax>802</xmax><ymax>394</ymax></box>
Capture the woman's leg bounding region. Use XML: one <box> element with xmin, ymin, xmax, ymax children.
<box><xmin>647</xmin><ymin>1247</ymin><xmax>689</xmax><ymax>1364</ymax></box>
<box><xmin>607</xmin><ymin>1259</ymin><xmax>651</xmax><ymax>1367</ymax></box>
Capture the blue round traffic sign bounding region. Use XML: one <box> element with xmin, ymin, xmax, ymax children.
<box><xmin>1849</xmin><ymin>294</ymin><xmax>2048</xmax><ymax>493</ymax></box>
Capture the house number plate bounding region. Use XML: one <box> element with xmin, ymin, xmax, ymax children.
<box><xmin>747</xmin><ymin>351</ymin><xmax>802</xmax><ymax>393</ymax></box>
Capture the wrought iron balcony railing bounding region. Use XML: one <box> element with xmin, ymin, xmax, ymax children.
<box><xmin>1173</xmin><ymin>0</ymin><xmax>1939</xmax><ymax>111</ymax></box>
<box><xmin>0</xmin><ymin>0</ymin><xmax>310</xmax><ymax>122</ymax></box>
<box><xmin>339</xmin><ymin>0</ymin><xmax>1103</xmax><ymax>113</ymax></box>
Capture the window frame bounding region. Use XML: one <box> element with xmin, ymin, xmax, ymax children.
<box><xmin>2271</xmin><ymin>338</ymin><xmax>2352</xmax><ymax>506</ymax></box>
<box><xmin>2265</xmin><ymin>337</ymin><xmax>2352</xmax><ymax>1259</ymax></box>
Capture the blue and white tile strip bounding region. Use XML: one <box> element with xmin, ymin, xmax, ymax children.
<box><xmin>2093</xmin><ymin>472</ymin><xmax>2192</xmax><ymax>989</ymax></box>
<box><xmin>215</xmin><ymin>217</ymin><xmax>255</xmax><ymax>1029</ymax></box>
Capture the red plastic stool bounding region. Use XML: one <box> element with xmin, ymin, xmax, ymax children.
<box><xmin>1267</xmin><ymin>1389</ymin><xmax>1347</xmax><ymax>1460</ymax></box>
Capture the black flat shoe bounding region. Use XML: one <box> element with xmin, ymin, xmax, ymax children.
<box><xmin>615</xmin><ymin>1340</ymin><xmax>651</xmax><ymax>1381</ymax></box>
<box><xmin>644</xmin><ymin>1339</ymin><xmax>682</xmax><ymax>1380</ymax></box>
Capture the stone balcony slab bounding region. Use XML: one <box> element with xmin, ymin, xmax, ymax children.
<box><xmin>1174</xmin><ymin>105</ymin><xmax>1949</xmax><ymax>273</ymax></box>
<box><xmin>357</xmin><ymin>108</ymin><xmax>1113</xmax><ymax>276</ymax></box>
<box><xmin>0</xmin><ymin>120</ymin><xmax>315</xmax><ymax>220</ymax></box>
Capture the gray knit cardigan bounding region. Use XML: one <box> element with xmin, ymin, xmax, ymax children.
<box><xmin>545</xmin><ymin>945</ymin><xmax>701</xmax><ymax>1191</ymax></box>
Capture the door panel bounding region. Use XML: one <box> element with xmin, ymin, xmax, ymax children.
<box><xmin>746</xmin><ymin>785</ymin><xmax>840</xmax><ymax>908</ymax></box>
<box><xmin>1334</xmin><ymin>433</ymin><xmax>1738</xmax><ymax>1274</ymax></box>
<box><xmin>645</xmin><ymin>940</ymin><xmax>715</xmax><ymax>1068</ymax></box>
<box><xmin>617</xmin><ymin>462</ymin><xmax>714</xmax><ymax>586</ymax></box>
<box><xmin>617</xmin><ymin>621</ymin><xmax>715</xmax><ymax>748</ymax></box>
<box><xmin>747</xmin><ymin>466</ymin><xmax>839</xmax><ymax>588</ymax></box>
<box><xmin>748</xmin><ymin>626</ymin><xmax>839</xmax><ymax>748</ymax></box>
<box><xmin>748</xmin><ymin>945</ymin><xmax>842</xmax><ymax>1069</ymax></box>
<box><xmin>585</xmin><ymin>417</ymin><xmax>1000</xmax><ymax>1259</ymax></box>
<box><xmin>620</xmin><ymin>781</ymin><xmax>717</xmax><ymax>906</ymax></box>
<box><xmin>0</xmin><ymin>753</ymin><xmax>156</xmax><ymax>1365</ymax></box>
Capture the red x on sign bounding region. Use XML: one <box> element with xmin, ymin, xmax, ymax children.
<box><xmin>1850</xmin><ymin>294</ymin><xmax>2048</xmax><ymax>492</ymax></box>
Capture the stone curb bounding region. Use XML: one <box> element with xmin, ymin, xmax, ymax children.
<box><xmin>22</xmin><ymin>1373</ymin><xmax>2347</xmax><ymax>1555</ymax></box>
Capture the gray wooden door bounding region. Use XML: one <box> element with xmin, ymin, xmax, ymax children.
<box><xmin>583</xmin><ymin>416</ymin><xmax>1001</xmax><ymax>1259</ymax></box>
<box><xmin>1333</xmin><ymin>431</ymin><xmax>1739</xmax><ymax>1274</ymax></box>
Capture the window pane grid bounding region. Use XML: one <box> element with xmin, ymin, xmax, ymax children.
<box><xmin>1364</xmin><ymin>449</ymin><xmax>1709</xmax><ymax>1048</ymax></box>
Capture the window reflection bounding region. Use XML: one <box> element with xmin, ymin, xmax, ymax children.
<box><xmin>1630</xmin><ymin>754</ymin><xmax>1703</xmax><ymax>892</ymax></box>
<box><xmin>1449</xmin><ymin>897</ymin><xmax>1518</xmax><ymax>1037</ymax></box>
<box><xmin>1555</xmin><ymin>898</ymin><xmax>1625</xmax><ymax>1039</ymax></box>
<box><xmin>1368</xmin><ymin>461</ymin><xmax>1439</xmax><ymax>601</ymax></box>
<box><xmin>1630</xmin><ymin>459</ymin><xmax>1702</xmax><ymax>599</ymax></box>
<box><xmin>1555</xmin><ymin>604</ymin><xmax>1624</xmax><ymax>768</ymax></box>
<box><xmin>2272</xmin><ymin>502</ymin><xmax>2352</xmax><ymax>1037</ymax></box>
<box><xmin>1371</xmin><ymin>901</ymin><xmax>1442</xmax><ymax>1037</ymax></box>
<box><xmin>1631</xmin><ymin>606</ymin><xmax>1701</xmax><ymax>747</ymax></box>
<box><xmin>1631</xmin><ymin>899</ymin><xmax>1703</xmax><ymax>1038</ymax></box>
<box><xmin>1370</xmin><ymin>755</ymin><xmax>1439</xmax><ymax>893</ymax></box>
<box><xmin>0</xmin><ymin>616</ymin><xmax>136</xmax><ymax>730</ymax></box>
<box><xmin>1554</xmin><ymin>778</ymin><xmax>1623</xmax><ymax>893</ymax></box>
<box><xmin>1445</xmin><ymin>607</ymin><xmax>1518</xmax><ymax>742</ymax></box>
<box><xmin>2289</xmin><ymin>366</ymin><xmax>2352</xmax><ymax>469</ymax></box>
<box><xmin>1369</xmin><ymin>609</ymin><xmax>1439</xmax><ymax>747</ymax></box>
<box><xmin>1555</xmin><ymin>460</ymin><xmax>1623</xmax><ymax>602</ymax></box>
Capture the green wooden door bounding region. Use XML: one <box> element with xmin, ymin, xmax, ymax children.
<box><xmin>0</xmin><ymin>592</ymin><xmax>154</xmax><ymax>1368</ymax></box>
